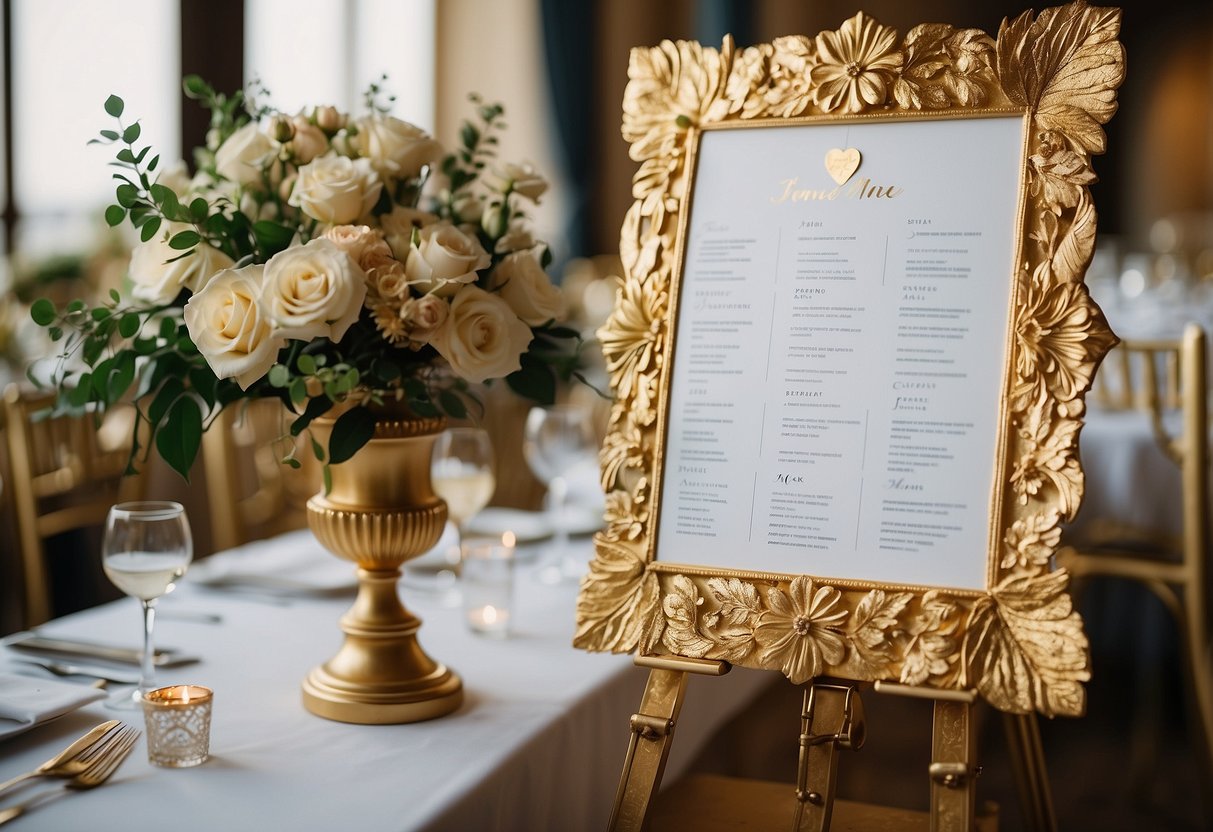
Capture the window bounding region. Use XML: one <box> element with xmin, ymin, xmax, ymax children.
<box><xmin>11</xmin><ymin>0</ymin><xmax>179</xmax><ymax>259</ymax></box>
<box><xmin>245</xmin><ymin>0</ymin><xmax>435</xmax><ymax>129</ymax></box>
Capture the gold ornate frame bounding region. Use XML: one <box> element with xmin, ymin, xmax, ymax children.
<box><xmin>575</xmin><ymin>2</ymin><xmax>1124</xmax><ymax>717</ymax></box>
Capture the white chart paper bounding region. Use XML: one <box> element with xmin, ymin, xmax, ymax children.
<box><xmin>657</xmin><ymin>116</ymin><xmax>1025</xmax><ymax>590</ymax></box>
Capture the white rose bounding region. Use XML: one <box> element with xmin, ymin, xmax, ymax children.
<box><xmin>489</xmin><ymin>247</ymin><xmax>565</xmax><ymax>326</ymax></box>
<box><xmin>215</xmin><ymin>122</ymin><xmax>276</xmax><ymax>187</ymax></box>
<box><xmin>289</xmin><ymin>155</ymin><xmax>383</xmax><ymax>224</ymax></box>
<box><xmin>403</xmin><ymin>294</ymin><xmax>449</xmax><ymax>344</ymax></box>
<box><xmin>429</xmin><ymin>286</ymin><xmax>532</xmax><ymax>383</ymax></box>
<box><xmin>350</xmin><ymin>115</ymin><xmax>442</xmax><ymax>180</ymax></box>
<box><xmin>183</xmin><ymin>265</ymin><xmax>285</xmax><ymax>390</ymax></box>
<box><xmin>128</xmin><ymin>223</ymin><xmax>235</xmax><ymax>304</ymax></box>
<box><xmin>403</xmin><ymin>221</ymin><xmax>490</xmax><ymax>297</ymax></box>
<box><xmin>380</xmin><ymin>205</ymin><xmax>438</xmax><ymax>261</ymax></box>
<box><xmin>261</xmin><ymin>238</ymin><xmax>367</xmax><ymax>341</ymax></box>
<box><xmin>484</xmin><ymin>162</ymin><xmax>548</xmax><ymax>202</ymax></box>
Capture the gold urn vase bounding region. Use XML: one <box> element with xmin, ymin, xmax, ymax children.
<box><xmin>301</xmin><ymin>406</ymin><xmax>462</xmax><ymax>723</ymax></box>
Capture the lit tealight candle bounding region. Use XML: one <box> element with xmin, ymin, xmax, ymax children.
<box><xmin>462</xmin><ymin>540</ymin><xmax>516</xmax><ymax>638</ymax></box>
<box><xmin>142</xmin><ymin>684</ymin><xmax>213</xmax><ymax>768</ymax></box>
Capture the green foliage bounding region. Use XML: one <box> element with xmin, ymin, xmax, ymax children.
<box><xmin>29</xmin><ymin>79</ymin><xmax>589</xmax><ymax>489</ymax></box>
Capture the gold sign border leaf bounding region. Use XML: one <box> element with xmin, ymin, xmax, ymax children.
<box><xmin>574</xmin><ymin>1</ymin><xmax>1123</xmax><ymax>718</ymax></box>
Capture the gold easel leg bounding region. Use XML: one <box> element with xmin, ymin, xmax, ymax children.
<box><xmin>609</xmin><ymin>656</ymin><xmax>731</xmax><ymax>832</ymax></box>
<box><xmin>793</xmin><ymin>682</ymin><xmax>866</xmax><ymax>832</ymax></box>
<box><xmin>930</xmin><ymin>700</ymin><xmax>976</xmax><ymax>832</ymax></box>
<box><xmin>1002</xmin><ymin>712</ymin><xmax>1056</xmax><ymax>832</ymax></box>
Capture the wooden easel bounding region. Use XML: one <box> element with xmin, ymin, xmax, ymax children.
<box><xmin>608</xmin><ymin>655</ymin><xmax>1056</xmax><ymax>832</ymax></box>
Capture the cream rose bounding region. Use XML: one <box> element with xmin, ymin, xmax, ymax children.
<box><xmin>215</xmin><ymin>122</ymin><xmax>276</xmax><ymax>187</ymax></box>
<box><xmin>321</xmin><ymin>224</ymin><xmax>392</xmax><ymax>269</ymax></box>
<box><xmin>489</xmin><ymin>246</ymin><xmax>565</xmax><ymax>326</ymax></box>
<box><xmin>494</xmin><ymin>221</ymin><xmax>535</xmax><ymax>254</ymax></box>
<box><xmin>261</xmin><ymin>238</ymin><xmax>367</xmax><ymax>341</ymax></box>
<box><xmin>128</xmin><ymin>224</ymin><xmax>235</xmax><ymax>304</ymax></box>
<box><xmin>403</xmin><ymin>294</ymin><xmax>449</xmax><ymax>344</ymax></box>
<box><xmin>183</xmin><ymin>265</ymin><xmax>284</xmax><ymax>389</ymax></box>
<box><xmin>288</xmin><ymin>116</ymin><xmax>329</xmax><ymax>164</ymax></box>
<box><xmin>485</xmin><ymin>162</ymin><xmax>548</xmax><ymax>202</ymax></box>
<box><xmin>350</xmin><ymin>115</ymin><xmax>442</xmax><ymax>180</ymax></box>
<box><xmin>370</xmin><ymin>259</ymin><xmax>410</xmax><ymax>301</ymax></box>
<box><xmin>403</xmin><ymin>221</ymin><xmax>490</xmax><ymax>296</ymax></box>
<box><xmin>380</xmin><ymin>205</ymin><xmax>438</xmax><ymax>261</ymax></box>
<box><xmin>429</xmin><ymin>286</ymin><xmax>532</xmax><ymax>383</ymax></box>
<box><xmin>288</xmin><ymin>155</ymin><xmax>382</xmax><ymax>224</ymax></box>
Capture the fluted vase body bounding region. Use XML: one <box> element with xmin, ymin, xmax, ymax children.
<box><xmin>301</xmin><ymin>407</ymin><xmax>462</xmax><ymax>723</ymax></box>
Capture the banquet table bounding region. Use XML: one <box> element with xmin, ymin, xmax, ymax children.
<box><xmin>1068</xmin><ymin>405</ymin><xmax>1183</xmax><ymax>542</ymax></box>
<box><xmin>0</xmin><ymin>530</ymin><xmax>774</xmax><ymax>832</ymax></box>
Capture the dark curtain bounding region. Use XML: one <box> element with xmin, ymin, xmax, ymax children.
<box><xmin>696</xmin><ymin>0</ymin><xmax>752</xmax><ymax>47</ymax></box>
<box><xmin>539</xmin><ymin>0</ymin><xmax>596</xmax><ymax>264</ymax></box>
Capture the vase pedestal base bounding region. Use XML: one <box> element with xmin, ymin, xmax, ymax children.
<box><xmin>301</xmin><ymin>567</ymin><xmax>463</xmax><ymax>724</ymax></box>
<box><xmin>301</xmin><ymin>664</ymin><xmax>463</xmax><ymax>725</ymax></box>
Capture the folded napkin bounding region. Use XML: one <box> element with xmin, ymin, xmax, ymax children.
<box><xmin>0</xmin><ymin>673</ymin><xmax>106</xmax><ymax>741</ymax></box>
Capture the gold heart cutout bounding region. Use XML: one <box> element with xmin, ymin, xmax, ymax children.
<box><xmin>824</xmin><ymin>148</ymin><xmax>861</xmax><ymax>185</ymax></box>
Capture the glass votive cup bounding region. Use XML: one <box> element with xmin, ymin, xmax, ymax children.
<box><xmin>461</xmin><ymin>540</ymin><xmax>515</xmax><ymax>638</ymax></box>
<box><xmin>141</xmin><ymin>684</ymin><xmax>213</xmax><ymax>767</ymax></box>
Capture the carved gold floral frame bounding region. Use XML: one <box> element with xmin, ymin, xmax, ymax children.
<box><xmin>575</xmin><ymin>1</ymin><xmax>1123</xmax><ymax>717</ymax></box>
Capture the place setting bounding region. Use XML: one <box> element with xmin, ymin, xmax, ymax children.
<box><xmin>2</xmin><ymin>500</ymin><xmax>216</xmax><ymax>789</ymax></box>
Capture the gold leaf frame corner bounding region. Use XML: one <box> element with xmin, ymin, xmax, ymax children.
<box><xmin>576</xmin><ymin>1</ymin><xmax>1123</xmax><ymax>717</ymax></box>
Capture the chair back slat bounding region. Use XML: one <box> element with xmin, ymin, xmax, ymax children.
<box><xmin>3</xmin><ymin>384</ymin><xmax>144</xmax><ymax>627</ymax></box>
<box><xmin>201</xmin><ymin>398</ymin><xmax>316</xmax><ymax>553</ymax></box>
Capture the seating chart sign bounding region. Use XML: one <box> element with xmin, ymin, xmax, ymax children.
<box><xmin>576</xmin><ymin>4</ymin><xmax>1123</xmax><ymax>717</ymax></box>
<box><xmin>659</xmin><ymin>116</ymin><xmax>1024</xmax><ymax>590</ymax></box>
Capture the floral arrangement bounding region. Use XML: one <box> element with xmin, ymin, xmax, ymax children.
<box><xmin>31</xmin><ymin>77</ymin><xmax>581</xmax><ymax>481</ymax></box>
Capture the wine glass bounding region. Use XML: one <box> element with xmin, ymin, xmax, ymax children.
<box><xmin>101</xmin><ymin>501</ymin><xmax>192</xmax><ymax>708</ymax></box>
<box><xmin>430</xmin><ymin>428</ymin><xmax>496</xmax><ymax>579</ymax></box>
<box><xmin>523</xmin><ymin>404</ymin><xmax>597</xmax><ymax>584</ymax></box>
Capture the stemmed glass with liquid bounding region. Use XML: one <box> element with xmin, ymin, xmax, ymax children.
<box><xmin>523</xmin><ymin>404</ymin><xmax>597</xmax><ymax>584</ymax></box>
<box><xmin>430</xmin><ymin>428</ymin><xmax>496</xmax><ymax>575</ymax></box>
<box><xmin>101</xmin><ymin>501</ymin><xmax>192</xmax><ymax>708</ymax></box>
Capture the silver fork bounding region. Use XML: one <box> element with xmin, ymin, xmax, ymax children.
<box><xmin>0</xmin><ymin>724</ymin><xmax>141</xmax><ymax>826</ymax></box>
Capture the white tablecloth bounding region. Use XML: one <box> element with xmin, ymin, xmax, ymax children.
<box><xmin>0</xmin><ymin>531</ymin><xmax>773</xmax><ymax>832</ymax></box>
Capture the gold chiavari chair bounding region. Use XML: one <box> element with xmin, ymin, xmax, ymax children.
<box><xmin>1057</xmin><ymin>322</ymin><xmax>1213</xmax><ymax>781</ymax></box>
<box><xmin>3</xmin><ymin>383</ymin><xmax>145</xmax><ymax>627</ymax></box>
<box><xmin>201</xmin><ymin>398</ymin><xmax>317</xmax><ymax>552</ymax></box>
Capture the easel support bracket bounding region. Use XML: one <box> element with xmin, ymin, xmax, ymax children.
<box><xmin>608</xmin><ymin>655</ymin><xmax>731</xmax><ymax>832</ymax></box>
<box><xmin>793</xmin><ymin>681</ymin><xmax>867</xmax><ymax>832</ymax></box>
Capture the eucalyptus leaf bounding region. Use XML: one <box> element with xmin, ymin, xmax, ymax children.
<box><xmin>104</xmin><ymin>95</ymin><xmax>124</xmax><ymax>117</ymax></box>
<box><xmin>30</xmin><ymin>299</ymin><xmax>56</xmax><ymax>326</ymax></box>
<box><xmin>140</xmin><ymin>217</ymin><xmax>161</xmax><ymax>242</ymax></box>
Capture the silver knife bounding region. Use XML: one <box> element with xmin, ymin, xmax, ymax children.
<box><xmin>2</xmin><ymin>632</ymin><xmax>199</xmax><ymax>668</ymax></box>
<box><xmin>13</xmin><ymin>658</ymin><xmax>143</xmax><ymax>685</ymax></box>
